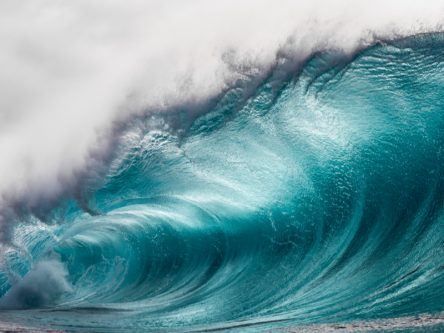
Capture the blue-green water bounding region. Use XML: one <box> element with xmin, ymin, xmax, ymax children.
<box><xmin>1</xmin><ymin>34</ymin><xmax>443</xmax><ymax>332</ymax></box>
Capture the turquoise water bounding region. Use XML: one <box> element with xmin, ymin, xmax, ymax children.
<box><xmin>0</xmin><ymin>33</ymin><xmax>443</xmax><ymax>331</ymax></box>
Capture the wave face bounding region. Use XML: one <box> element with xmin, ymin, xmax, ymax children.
<box><xmin>1</xmin><ymin>34</ymin><xmax>444</xmax><ymax>331</ymax></box>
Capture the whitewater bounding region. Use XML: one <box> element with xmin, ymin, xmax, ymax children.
<box><xmin>0</xmin><ymin>1</ymin><xmax>444</xmax><ymax>332</ymax></box>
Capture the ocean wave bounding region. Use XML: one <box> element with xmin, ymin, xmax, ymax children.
<box><xmin>0</xmin><ymin>33</ymin><xmax>443</xmax><ymax>331</ymax></box>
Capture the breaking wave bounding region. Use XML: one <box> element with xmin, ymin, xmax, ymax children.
<box><xmin>0</xmin><ymin>33</ymin><xmax>444</xmax><ymax>331</ymax></box>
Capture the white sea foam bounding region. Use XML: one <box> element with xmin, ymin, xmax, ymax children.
<box><xmin>0</xmin><ymin>258</ymin><xmax>71</xmax><ymax>309</ymax></box>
